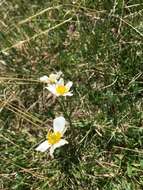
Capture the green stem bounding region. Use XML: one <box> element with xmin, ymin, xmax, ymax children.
<box><xmin>58</xmin><ymin>98</ymin><xmax>73</xmax><ymax>129</ymax></box>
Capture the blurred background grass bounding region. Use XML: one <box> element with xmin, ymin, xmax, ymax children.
<box><xmin>0</xmin><ymin>0</ymin><xmax>143</xmax><ymax>189</ymax></box>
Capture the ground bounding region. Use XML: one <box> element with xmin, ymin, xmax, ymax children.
<box><xmin>0</xmin><ymin>0</ymin><xmax>143</xmax><ymax>190</ymax></box>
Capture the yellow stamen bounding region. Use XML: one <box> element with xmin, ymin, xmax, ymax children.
<box><xmin>47</xmin><ymin>131</ymin><xmax>62</xmax><ymax>145</ymax></box>
<box><xmin>56</xmin><ymin>85</ymin><xmax>68</xmax><ymax>95</ymax></box>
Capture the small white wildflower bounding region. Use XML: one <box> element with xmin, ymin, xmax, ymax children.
<box><xmin>39</xmin><ymin>71</ymin><xmax>62</xmax><ymax>84</ymax></box>
<box><xmin>35</xmin><ymin>116</ymin><xmax>68</xmax><ymax>158</ymax></box>
<box><xmin>45</xmin><ymin>78</ymin><xmax>73</xmax><ymax>96</ymax></box>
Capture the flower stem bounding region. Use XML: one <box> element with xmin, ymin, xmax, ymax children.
<box><xmin>58</xmin><ymin>98</ymin><xmax>73</xmax><ymax>129</ymax></box>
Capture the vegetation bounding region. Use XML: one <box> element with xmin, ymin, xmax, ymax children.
<box><xmin>0</xmin><ymin>0</ymin><xmax>143</xmax><ymax>189</ymax></box>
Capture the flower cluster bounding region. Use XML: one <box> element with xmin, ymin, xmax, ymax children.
<box><xmin>36</xmin><ymin>71</ymin><xmax>73</xmax><ymax>158</ymax></box>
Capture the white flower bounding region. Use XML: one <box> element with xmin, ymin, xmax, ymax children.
<box><xmin>45</xmin><ymin>78</ymin><xmax>73</xmax><ymax>96</ymax></box>
<box><xmin>35</xmin><ymin>116</ymin><xmax>68</xmax><ymax>157</ymax></box>
<box><xmin>39</xmin><ymin>71</ymin><xmax>62</xmax><ymax>84</ymax></box>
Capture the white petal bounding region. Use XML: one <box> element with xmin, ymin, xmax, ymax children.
<box><xmin>53</xmin><ymin>116</ymin><xmax>66</xmax><ymax>134</ymax></box>
<box><xmin>64</xmin><ymin>92</ymin><xmax>73</xmax><ymax>96</ymax></box>
<box><xmin>54</xmin><ymin>139</ymin><xmax>68</xmax><ymax>148</ymax></box>
<box><xmin>49</xmin><ymin>139</ymin><xmax>68</xmax><ymax>157</ymax></box>
<box><xmin>57</xmin><ymin>78</ymin><xmax>64</xmax><ymax>85</ymax></box>
<box><xmin>45</xmin><ymin>85</ymin><xmax>57</xmax><ymax>95</ymax></box>
<box><xmin>66</xmin><ymin>81</ymin><xmax>73</xmax><ymax>89</ymax></box>
<box><xmin>40</xmin><ymin>76</ymin><xmax>49</xmax><ymax>82</ymax></box>
<box><xmin>35</xmin><ymin>140</ymin><xmax>50</xmax><ymax>152</ymax></box>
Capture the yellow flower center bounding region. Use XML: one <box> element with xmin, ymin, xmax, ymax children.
<box><xmin>47</xmin><ymin>131</ymin><xmax>62</xmax><ymax>145</ymax></box>
<box><xmin>56</xmin><ymin>85</ymin><xmax>68</xmax><ymax>95</ymax></box>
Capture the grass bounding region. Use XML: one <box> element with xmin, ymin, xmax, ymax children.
<box><xmin>0</xmin><ymin>0</ymin><xmax>143</xmax><ymax>189</ymax></box>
